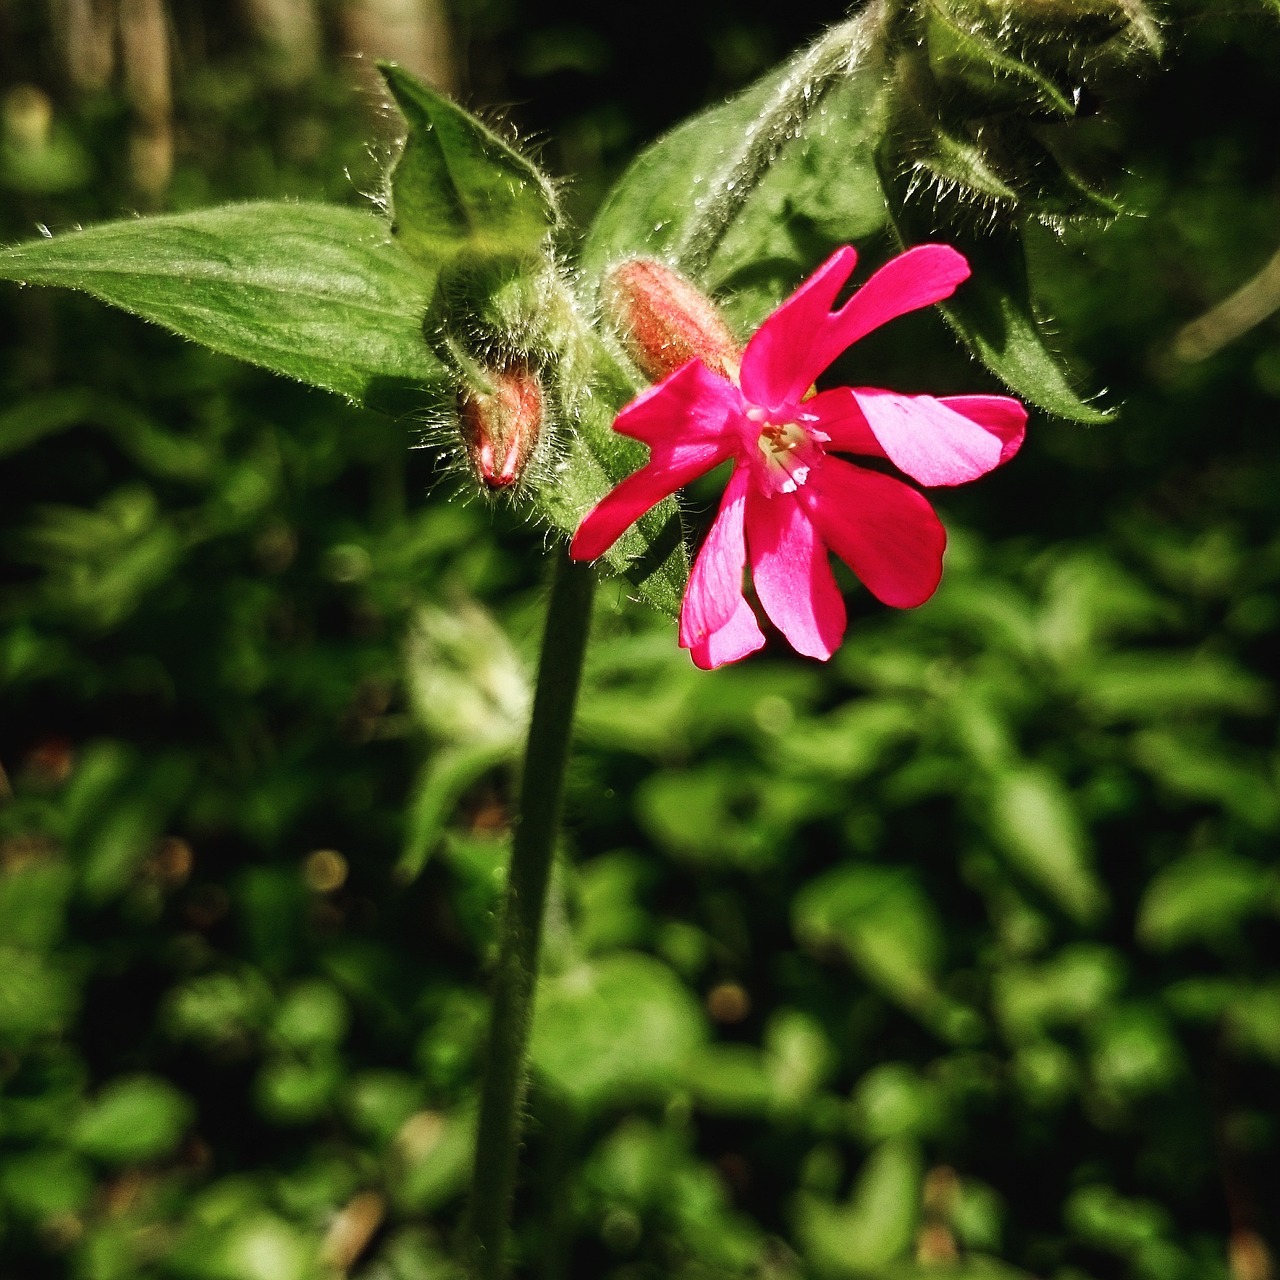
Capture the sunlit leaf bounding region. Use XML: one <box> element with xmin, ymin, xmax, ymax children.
<box><xmin>380</xmin><ymin>62</ymin><xmax>558</xmax><ymax>266</ymax></box>
<box><xmin>795</xmin><ymin>1139</ymin><xmax>923</xmax><ymax>1276</ymax></box>
<box><xmin>1138</xmin><ymin>849</ymin><xmax>1272</xmax><ymax>951</ymax></box>
<box><xmin>582</xmin><ymin>17</ymin><xmax>890</xmax><ymax>306</ymax></box>
<box><xmin>529</xmin><ymin>952</ymin><xmax>705</xmax><ymax>1111</ymax></box>
<box><xmin>793</xmin><ymin>865</ymin><xmax>977</xmax><ymax>1039</ymax></box>
<box><xmin>986</xmin><ymin>767</ymin><xmax>1106</xmax><ymax>923</ymax></box>
<box><xmin>71</xmin><ymin>1076</ymin><xmax>193</xmax><ymax>1164</ymax></box>
<box><xmin>0</xmin><ymin>203</ymin><xmax>445</xmax><ymax>413</ymax></box>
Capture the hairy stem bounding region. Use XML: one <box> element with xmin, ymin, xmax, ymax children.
<box><xmin>674</xmin><ymin>0</ymin><xmax>887</xmax><ymax>277</ymax></box>
<box><xmin>464</xmin><ymin>552</ymin><xmax>596</xmax><ymax>1280</ymax></box>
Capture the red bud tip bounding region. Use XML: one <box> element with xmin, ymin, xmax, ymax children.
<box><xmin>458</xmin><ymin>365</ymin><xmax>544</xmax><ymax>492</ymax></box>
<box><xmin>604</xmin><ymin>258</ymin><xmax>742</xmax><ymax>383</ymax></box>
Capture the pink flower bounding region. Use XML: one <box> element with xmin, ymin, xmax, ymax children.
<box><xmin>570</xmin><ymin>245</ymin><xmax>1027</xmax><ymax>669</ymax></box>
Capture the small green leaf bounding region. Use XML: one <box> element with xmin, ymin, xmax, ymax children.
<box><xmin>380</xmin><ymin>62</ymin><xmax>557</xmax><ymax>266</ymax></box>
<box><xmin>995</xmin><ymin>944</ymin><xmax>1123</xmax><ymax>1041</ymax></box>
<box><xmin>795</xmin><ymin>1139</ymin><xmax>923</xmax><ymax>1276</ymax></box>
<box><xmin>941</xmin><ymin>0</ymin><xmax>1134</xmax><ymax>49</ymax></box>
<box><xmin>72</xmin><ymin>1075</ymin><xmax>193</xmax><ymax>1163</ymax></box>
<box><xmin>272</xmin><ymin>981</ymin><xmax>350</xmax><ymax>1053</ymax></box>
<box><xmin>529</xmin><ymin>952</ymin><xmax>706</xmax><ymax>1112</ymax></box>
<box><xmin>793</xmin><ymin>865</ymin><xmax>971</xmax><ymax>1037</ymax></box>
<box><xmin>1083</xmin><ymin>653</ymin><xmax>1269</xmax><ymax>721</ymax></box>
<box><xmin>1138</xmin><ymin>850</ymin><xmax>1271</xmax><ymax>951</ymax></box>
<box><xmin>0</xmin><ymin>1149</ymin><xmax>95</xmax><ymax>1221</ymax></box>
<box><xmin>0</xmin><ymin>203</ymin><xmax>444</xmax><ymax>413</ymax></box>
<box><xmin>881</xmin><ymin>163</ymin><xmax>1113</xmax><ymax>422</ymax></box>
<box><xmin>852</xmin><ymin>1064</ymin><xmax>945</xmax><ymax>1143</ymax></box>
<box><xmin>987</xmin><ymin>767</ymin><xmax>1106</xmax><ymax>923</ymax></box>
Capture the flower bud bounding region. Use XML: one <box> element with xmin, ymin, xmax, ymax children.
<box><xmin>603</xmin><ymin>258</ymin><xmax>742</xmax><ymax>383</ymax></box>
<box><xmin>458</xmin><ymin>363</ymin><xmax>544</xmax><ymax>491</ymax></box>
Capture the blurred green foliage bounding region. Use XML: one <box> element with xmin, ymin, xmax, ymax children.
<box><xmin>3</xmin><ymin>3</ymin><xmax>1280</xmax><ymax>1279</ymax></box>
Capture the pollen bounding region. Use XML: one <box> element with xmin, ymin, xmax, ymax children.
<box><xmin>756</xmin><ymin>420</ymin><xmax>814</xmax><ymax>492</ymax></box>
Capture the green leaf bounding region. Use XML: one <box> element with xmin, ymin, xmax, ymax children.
<box><xmin>0</xmin><ymin>203</ymin><xmax>444</xmax><ymax>414</ymax></box>
<box><xmin>793</xmin><ymin>865</ymin><xmax>976</xmax><ymax>1039</ymax></box>
<box><xmin>1138</xmin><ymin>850</ymin><xmax>1272</xmax><ymax>951</ymax></box>
<box><xmin>71</xmin><ymin>1075</ymin><xmax>193</xmax><ymax>1163</ymax></box>
<box><xmin>529</xmin><ymin>952</ymin><xmax>706</xmax><ymax>1112</ymax></box>
<box><xmin>851</xmin><ymin>1064</ymin><xmax>945</xmax><ymax>1143</ymax></box>
<box><xmin>272</xmin><ymin>981</ymin><xmax>350</xmax><ymax>1053</ymax></box>
<box><xmin>995</xmin><ymin>944</ymin><xmax>1123</xmax><ymax>1041</ymax></box>
<box><xmin>0</xmin><ymin>949</ymin><xmax>77</xmax><ymax>1046</ymax></box>
<box><xmin>581</xmin><ymin>17</ymin><xmax>890</xmax><ymax>304</ymax></box>
<box><xmin>879</xmin><ymin>156</ymin><xmax>1112</xmax><ymax>421</ymax></box>
<box><xmin>986</xmin><ymin>767</ymin><xmax>1106</xmax><ymax>923</ymax></box>
<box><xmin>0</xmin><ymin>1149</ymin><xmax>95</xmax><ymax>1221</ymax></box>
<box><xmin>795</xmin><ymin>1139</ymin><xmax>923</xmax><ymax>1276</ymax></box>
<box><xmin>380</xmin><ymin>62</ymin><xmax>558</xmax><ymax>266</ymax></box>
<box><xmin>939</xmin><ymin>0</ymin><xmax>1143</xmax><ymax>51</ymax></box>
<box><xmin>1082</xmin><ymin>653</ymin><xmax>1269</xmax><ymax>721</ymax></box>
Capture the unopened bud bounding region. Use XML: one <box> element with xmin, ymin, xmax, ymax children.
<box><xmin>603</xmin><ymin>258</ymin><xmax>742</xmax><ymax>383</ymax></box>
<box><xmin>458</xmin><ymin>363</ymin><xmax>543</xmax><ymax>491</ymax></box>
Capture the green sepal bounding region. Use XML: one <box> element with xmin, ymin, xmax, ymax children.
<box><xmin>906</xmin><ymin>117</ymin><xmax>1121</xmax><ymax>224</ymax></box>
<box><xmin>0</xmin><ymin>203</ymin><xmax>445</xmax><ymax>415</ymax></box>
<box><xmin>923</xmin><ymin>0</ymin><xmax>1078</xmax><ymax>118</ymax></box>
<box><xmin>938</xmin><ymin>0</ymin><xmax>1131</xmax><ymax>49</ymax></box>
<box><xmin>549</xmin><ymin>344</ymin><xmax>689</xmax><ymax>619</ymax></box>
<box><xmin>380</xmin><ymin>62</ymin><xmax>558</xmax><ymax>268</ymax></box>
<box><xmin>880</xmin><ymin>158</ymin><xmax>1113</xmax><ymax>424</ymax></box>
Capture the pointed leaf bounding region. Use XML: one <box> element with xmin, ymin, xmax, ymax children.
<box><xmin>380</xmin><ymin>62</ymin><xmax>558</xmax><ymax>266</ymax></box>
<box><xmin>925</xmin><ymin>0</ymin><xmax>1077</xmax><ymax>118</ymax></box>
<box><xmin>0</xmin><ymin>203</ymin><xmax>445</xmax><ymax>413</ymax></box>
<box><xmin>987</xmin><ymin>767</ymin><xmax>1107</xmax><ymax>923</ymax></box>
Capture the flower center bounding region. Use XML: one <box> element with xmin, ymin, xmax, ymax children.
<box><xmin>754</xmin><ymin>418</ymin><xmax>816</xmax><ymax>494</ymax></box>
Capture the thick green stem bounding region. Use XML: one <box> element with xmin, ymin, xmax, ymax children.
<box><xmin>674</xmin><ymin>0</ymin><xmax>886</xmax><ymax>278</ymax></box>
<box><xmin>464</xmin><ymin>552</ymin><xmax>596</xmax><ymax>1280</ymax></box>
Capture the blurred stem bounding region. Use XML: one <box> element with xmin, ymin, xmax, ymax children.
<box><xmin>674</xmin><ymin>0</ymin><xmax>886</xmax><ymax>278</ymax></box>
<box><xmin>464</xmin><ymin>552</ymin><xmax>596</xmax><ymax>1280</ymax></box>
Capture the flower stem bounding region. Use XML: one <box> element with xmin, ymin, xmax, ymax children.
<box><xmin>464</xmin><ymin>552</ymin><xmax>596</xmax><ymax>1280</ymax></box>
<box><xmin>674</xmin><ymin>0</ymin><xmax>886</xmax><ymax>278</ymax></box>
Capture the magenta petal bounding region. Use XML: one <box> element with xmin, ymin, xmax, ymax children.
<box><xmin>687</xmin><ymin>597</ymin><xmax>766</xmax><ymax>669</ymax></box>
<box><xmin>570</xmin><ymin>435</ymin><xmax>730</xmax><ymax>560</ymax></box>
<box><xmin>937</xmin><ymin>394</ymin><xmax>1027</xmax><ymax>466</ymax></box>
<box><xmin>805</xmin><ymin>386</ymin><xmax>885</xmax><ymax>458</ymax></box>
<box><xmin>614</xmin><ymin>357</ymin><xmax>742</xmax><ymax>446</ymax></box>
<box><xmin>679</xmin><ymin>464</ymin><xmax>753</xmax><ymax>649</ymax></box>
<box><xmin>801</xmin><ymin>456</ymin><xmax>946</xmax><ymax>608</ymax></box>
<box><xmin>805</xmin><ymin>245</ymin><xmax>970</xmax><ymax>384</ymax></box>
<box><xmin>852</xmin><ymin>389</ymin><xmax>1014</xmax><ymax>487</ymax></box>
<box><xmin>739</xmin><ymin>246</ymin><xmax>858</xmax><ymax>410</ymax></box>
<box><xmin>745</xmin><ymin>487</ymin><xmax>845</xmax><ymax>660</ymax></box>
